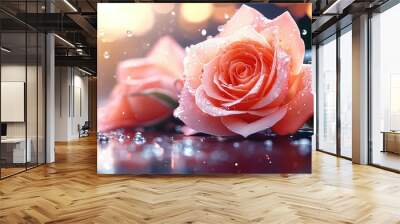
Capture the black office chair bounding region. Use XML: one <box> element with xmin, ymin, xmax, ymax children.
<box><xmin>79</xmin><ymin>121</ymin><xmax>90</xmax><ymax>138</ymax></box>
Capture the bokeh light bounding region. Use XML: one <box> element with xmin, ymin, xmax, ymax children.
<box><xmin>213</xmin><ymin>4</ymin><xmax>238</xmax><ymax>23</ymax></box>
<box><xmin>276</xmin><ymin>3</ymin><xmax>312</xmax><ymax>19</ymax></box>
<box><xmin>180</xmin><ymin>3</ymin><xmax>214</xmax><ymax>24</ymax></box>
<box><xmin>153</xmin><ymin>3</ymin><xmax>175</xmax><ymax>14</ymax></box>
<box><xmin>98</xmin><ymin>3</ymin><xmax>154</xmax><ymax>42</ymax></box>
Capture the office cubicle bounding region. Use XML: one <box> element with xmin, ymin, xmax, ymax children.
<box><xmin>0</xmin><ymin>1</ymin><xmax>46</xmax><ymax>179</ymax></box>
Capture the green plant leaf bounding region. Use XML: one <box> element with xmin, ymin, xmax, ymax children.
<box><xmin>130</xmin><ymin>89</ymin><xmax>178</xmax><ymax>109</ymax></box>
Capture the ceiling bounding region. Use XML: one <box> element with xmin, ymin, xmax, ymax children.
<box><xmin>0</xmin><ymin>0</ymin><xmax>389</xmax><ymax>75</ymax></box>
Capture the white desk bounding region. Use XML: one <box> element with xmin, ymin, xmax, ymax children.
<box><xmin>1</xmin><ymin>138</ymin><xmax>31</xmax><ymax>163</ymax></box>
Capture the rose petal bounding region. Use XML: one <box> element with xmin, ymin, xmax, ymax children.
<box><xmin>127</xmin><ymin>95</ymin><xmax>172</xmax><ymax>125</ymax></box>
<box><xmin>174</xmin><ymin>87</ymin><xmax>235</xmax><ymax>136</ymax></box>
<box><xmin>147</xmin><ymin>36</ymin><xmax>185</xmax><ymax>78</ymax></box>
<box><xmin>219</xmin><ymin>4</ymin><xmax>270</xmax><ymax>37</ymax></box>
<box><xmin>221</xmin><ymin>62</ymin><xmax>266</xmax><ymax>108</ymax></box>
<box><xmin>195</xmin><ymin>87</ymin><xmax>244</xmax><ymax>116</ymax></box>
<box><xmin>98</xmin><ymin>85</ymin><xmax>172</xmax><ymax>132</ymax></box>
<box><xmin>250</xmin><ymin>49</ymin><xmax>289</xmax><ymax>109</ymax></box>
<box><xmin>181</xmin><ymin>126</ymin><xmax>199</xmax><ymax>136</ymax></box>
<box><xmin>202</xmin><ymin>57</ymin><xmax>232</xmax><ymax>101</ymax></box>
<box><xmin>272</xmin><ymin>65</ymin><xmax>313</xmax><ymax>135</ymax></box>
<box><xmin>185</xmin><ymin>26</ymin><xmax>268</xmax><ymax>94</ymax></box>
<box><xmin>261</xmin><ymin>12</ymin><xmax>305</xmax><ymax>74</ymax></box>
<box><xmin>221</xmin><ymin>106</ymin><xmax>287</xmax><ymax>137</ymax></box>
<box><xmin>116</xmin><ymin>63</ymin><xmax>178</xmax><ymax>100</ymax></box>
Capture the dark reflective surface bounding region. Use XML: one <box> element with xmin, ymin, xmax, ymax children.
<box><xmin>97</xmin><ymin>129</ymin><xmax>312</xmax><ymax>174</ymax></box>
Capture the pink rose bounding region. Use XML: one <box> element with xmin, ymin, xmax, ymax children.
<box><xmin>174</xmin><ymin>5</ymin><xmax>313</xmax><ymax>137</ymax></box>
<box><xmin>98</xmin><ymin>36</ymin><xmax>184</xmax><ymax>132</ymax></box>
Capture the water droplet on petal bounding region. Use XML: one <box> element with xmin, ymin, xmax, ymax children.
<box><xmin>103</xmin><ymin>51</ymin><xmax>110</xmax><ymax>59</ymax></box>
<box><xmin>154</xmin><ymin>137</ymin><xmax>163</xmax><ymax>143</ymax></box>
<box><xmin>118</xmin><ymin>134</ymin><xmax>125</xmax><ymax>143</ymax></box>
<box><xmin>233</xmin><ymin>142</ymin><xmax>240</xmax><ymax>149</ymax></box>
<box><xmin>175</xmin><ymin>125</ymin><xmax>182</xmax><ymax>133</ymax></box>
<box><xmin>134</xmin><ymin>132</ymin><xmax>146</xmax><ymax>145</ymax></box>
<box><xmin>126</xmin><ymin>30</ymin><xmax>133</xmax><ymax>37</ymax></box>
<box><xmin>224</xmin><ymin>13</ymin><xmax>230</xmax><ymax>19</ymax></box>
<box><xmin>98</xmin><ymin>133</ymin><xmax>109</xmax><ymax>144</ymax></box>
<box><xmin>234</xmin><ymin>162</ymin><xmax>238</xmax><ymax>167</ymax></box>
<box><xmin>264</xmin><ymin>140</ymin><xmax>273</xmax><ymax>147</ymax></box>
<box><xmin>201</xmin><ymin>29</ymin><xmax>207</xmax><ymax>36</ymax></box>
<box><xmin>217</xmin><ymin>25</ymin><xmax>224</xmax><ymax>32</ymax></box>
<box><xmin>171</xmin><ymin>11</ymin><xmax>175</xmax><ymax>16</ymax></box>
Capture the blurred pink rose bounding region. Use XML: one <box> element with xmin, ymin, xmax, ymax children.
<box><xmin>174</xmin><ymin>5</ymin><xmax>313</xmax><ymax>137</ymax></box>
<box><xmin>98</xmin><ymin>36</ymin><xmax>184</xmax><ymax>132</ymax></box>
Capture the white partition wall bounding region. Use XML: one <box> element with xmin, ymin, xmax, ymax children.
<box><xmin>54</xmin><ymin>67</ymin><xmax>89</xmax><ymax>141</ymax></box>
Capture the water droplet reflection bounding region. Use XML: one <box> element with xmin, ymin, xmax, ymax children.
<box><xmin>134</xmin><ymin>132</ymin><xmax>146</xmax><ymax>145</ymax></box>
<box><xmin>97</xmin><ymin>129</ymin><xmax>312</xmax><ymax>174</ymax></box>
<box><xmin>118</xmin><ymin>134</ymin><xmax>125</xmax><ymax>143</ymax></box>
<box><xmin>103</xmin><ymin>51</ymin><xmax>110</xmax><ymax>59</ymax></box>
<box><xmin>126</xmin><ymin>30</ymin><xmax>133</xmax><ymax>37</ymax></box>
<box><xmin>98</xmin><ymin>133</ymin><xmax>109</xmax><ymax>144</ymax></box>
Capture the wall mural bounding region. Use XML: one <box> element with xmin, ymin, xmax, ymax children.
<box><xmin>97</xmin><ymin>3</ymin><xmax>313</xmax><ymax>174</ymax></box>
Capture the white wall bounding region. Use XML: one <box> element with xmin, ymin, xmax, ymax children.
<box><xmin>54</xmin><ymin>67</ymin><xmax>89</xmax><ymax>141</ymax></box>
<box><xmin>1</xmin><ymin>65</ymin><xmax>37</xmax><ymax>138</ymax></box>
<box><xmin>1</xmin><ymin>63</ymin><xmax>46</xmax><ymax>163</ymax></box>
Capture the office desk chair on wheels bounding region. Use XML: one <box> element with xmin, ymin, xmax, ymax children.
<box><xmin>78</xmin><ymin>121</ymin><xmax>90</xmax><ymax>138</ymax></box>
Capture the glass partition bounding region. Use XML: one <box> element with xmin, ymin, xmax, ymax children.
<box><xmin>0</xmin><ymin>1</ymin><xmax>46</xmax><ymax>179</ymax></box>
<box><xmin>371</xmin><ymin>3</ymin><xmax>400</xmax><ymax>171</ymax></box>
<box><xmin>1</xmin><ymin>30</ymin><xmax>28</xmax><ymax>177</ymax></box>
<box><xmin>317</xmin><ymin>36</ymin><xmax>337</xmax><ymax>154</ymax></box>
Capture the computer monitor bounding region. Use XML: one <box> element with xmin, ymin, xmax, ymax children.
<box><xmin>1</xmin><ymin>123</ymin><xmax>7</xmax><ymax>137</ymax></box>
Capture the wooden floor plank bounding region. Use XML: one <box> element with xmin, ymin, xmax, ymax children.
<box><xmin>0</xmin><ymin>136</ymin><xmax>400</xmax><ymax>223</ymax></box>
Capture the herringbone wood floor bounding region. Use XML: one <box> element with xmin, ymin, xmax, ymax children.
<box><xmin>1</xmin><ymin>136</ymin><xmax>400</xmax><ymax>224</ymax></box>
